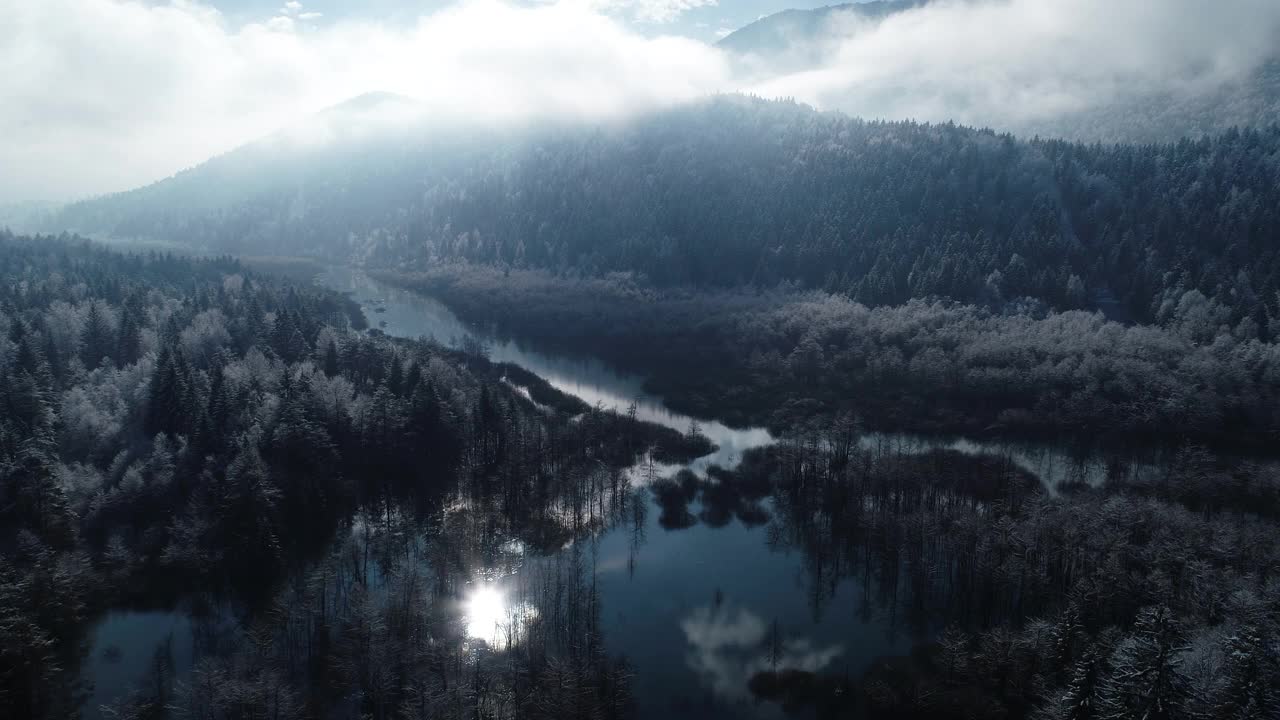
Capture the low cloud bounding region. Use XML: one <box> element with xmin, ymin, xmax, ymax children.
<box><xmin>2</xmin><ymin>0</ymin><xmax>1277</xmax><ymax>204</ymax></box>
<box><xmin>746</xmin><ymin>0</ymin><xmax>1280</xmax><ymax>131</ymax></box>
<box><xmin>0</xmin><ymin>0</ymin><xmax>729</xmax><ymax>203</ymax></box>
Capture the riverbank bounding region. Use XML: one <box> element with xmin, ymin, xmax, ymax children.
<box><xmin>70</xmin><ymin>256</ymin><xmax>1280</xmax><ymax>720</ymax></box>
<box><xmin>373</xmin><ymin>263</ymin><xmax>1280</xmax><ymax>452</ymax></box>
<box><xmin>316</xmin><ymin>266</ymin><xmax>1280</xmax><ymax>719</ymax></box>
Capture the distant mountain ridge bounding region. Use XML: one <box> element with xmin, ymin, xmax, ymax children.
<box><xmin>717</xmin><ymin>1</ymin><xmax>924</xmax><ymax>61</ymax></box>
<box><xmin>47</xmin><ymin>95</ymin><xmax>1280</xmax><ymax>331</ymax></box>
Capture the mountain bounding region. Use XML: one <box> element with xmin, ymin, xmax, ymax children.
<box><xmin>717</xmin><ymin>1</ymin><xmax>918</xmax><ymax>53</ymax></box>
<box><xmin>717</xmin><ymin>1</ymin><xmax>923</xmax><ymax>70</ymax></box>
<box><xmin>49</xmin><ymin>95</ymin><xmax>1280</xmax><ymax>330</ymax></box>
<box><xmin>51</xmin><ymin>91</ymin><xmax>433</xmax><ymax>240</ymax></box>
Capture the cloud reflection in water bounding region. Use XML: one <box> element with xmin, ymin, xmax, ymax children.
<box><xmin>680</xmin><ymin>602</ymin><xmax>844</xmax><ymax>704</ymax></box>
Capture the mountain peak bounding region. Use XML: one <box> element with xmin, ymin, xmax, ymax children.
<box><xmin>718</xmin><ymin>1</ymin><xmax>925</xmax><ymax>60</ymax></box>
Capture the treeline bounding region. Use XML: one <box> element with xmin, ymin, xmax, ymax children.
<box><xmin>54</xmin><ymin>96</ymin><xmax>1280</xmax><ymax>328</ymax></box>
<box><xmin>0</xmin><ymin>232</ymin><xmax>702</xmax><ymax>719</ymax></box>
<box><xmin>378</xmin><ymin>264</ymin><xmax>1280</xmax><ymax>446</ymax></box>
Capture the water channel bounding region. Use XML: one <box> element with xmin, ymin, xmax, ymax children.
<box><xmin>83</xmin><ymin>265</ymin><xmax>1167</xmax><ymax>719</ymax></box>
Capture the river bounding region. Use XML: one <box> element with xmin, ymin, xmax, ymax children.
<box><xmin>81</xmin><ymin>266</ymin><xmax>1162</xmax><ymax>719</ymax></box>
<box><xmin>312</xmin><ymin>268</ymin><xmax>1152</xmax><ymax>717</ymax></box>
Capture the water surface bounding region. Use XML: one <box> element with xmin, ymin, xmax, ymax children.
<box><xmin>82</xmin><ymin>266</ymin><xmax>1164</xmax><ymax>718</ymax></box>
<box><xmin>320</xmin><ymin>267</ymin><xmax>913</xmax><ymax>717</ymax></box>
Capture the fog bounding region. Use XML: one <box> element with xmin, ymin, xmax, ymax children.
<box><xmin>0</xmin><ymin>0</ymin><xmax>730</xmax><ymax>204</ymax></box>
<box><xmin>746</xmin><ymin>0</ymin><xmax>1280</xmax><ymax>132</ymax></box>
<box><xmin>3</xmin><ymin>0</ymin><xmax>1278</xmax><ymax>204</ymax></box>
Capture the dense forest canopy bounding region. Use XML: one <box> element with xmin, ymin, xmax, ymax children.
<box><xmin>1</xmin><ymin>234</ymin><xmax>1279</xmax><ymax>720</ymax></box>
<box><xmin>51</xmin><ymin>97</ymin><xmax>1280</xmax><ymax>331</ymax></box>
<box><xmin>0</xmin><ymin>232</ymin><xmax>706</xmax><ymax>719</ymax></box>
<box><xmin>380</xmin><ymin>262</ymin><xmax>1280</xmax><ymax>445</ymax></box>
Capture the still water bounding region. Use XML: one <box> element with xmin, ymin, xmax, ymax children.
<box><xmin>321</xmin><ymin>267</ymin><xmax>1142</xmax><ymax>488</ymax></box>
<box><xmin>81</xmin><ymin>266</ymin><xmax>1144</xmax><ymax>718</ymax></box>
<box><xmin>314</xmin><ymin>268</ymin><xmax>1146</xmax><ymax>717</ymax></box>
<box><xmin>319</xmin><ymin>267</ymin><xmax>916</xmax><ymax>718</ymax></box>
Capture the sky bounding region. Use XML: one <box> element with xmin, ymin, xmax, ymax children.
<box><xmin>200</xmin><ymin>0</ymin><xmax>837</xmax><ymax>41</ymax></box>
<box><xmin>3</xmin><ymin>0</ymin><xmax>1279</xmax><ymax>206</ymax></box>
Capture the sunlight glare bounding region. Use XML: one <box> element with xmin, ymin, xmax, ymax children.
<box><xmin>465</xmin><ymin>585</ymin><xmax>507</xmax><ymax>643</ymax></box>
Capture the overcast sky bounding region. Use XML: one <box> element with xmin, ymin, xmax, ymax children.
<box><xmin>3</xmin><ymin>0</ymin><xmax>1278</xmax><ymax>206</ymax></box>
<box><xmin>200</xmin><ymin>0</ymin><xmax>836</xmax><ymax>40</ymax></box>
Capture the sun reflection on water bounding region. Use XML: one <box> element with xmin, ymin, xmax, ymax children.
<box><xmin>465</xmin><ymin>586</ymin><xmax>506</xmax><ymax>642</ymax></box>
<box><xmin>464</xmin><ymin>584</ymin><xmax>537</xmax><ymax>648</ymax></box>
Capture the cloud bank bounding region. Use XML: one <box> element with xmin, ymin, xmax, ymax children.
<box><xmin>3</xmin><ymin>0</ymin><xmax>1279</xmax><ymax>204</ymax></box>
<box><xmin>0</xmin><ymin>0</ymin><xmax>729</xmax><ymax>203</ymax></box>
<box><xmin>747</xmin><ymin>0</ymin><xmax>1280</xmax><ymax>131</ymax></box>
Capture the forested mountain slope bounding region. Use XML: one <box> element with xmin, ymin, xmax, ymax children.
<box><xmin>52</xmin><ymin>97</ymin><xmax>1280</xmax><ymax>331</ymax></box>
<box><xmin>1026</xmin><ymin>59</ymin><xmax>1280</xmax><ymax>144</ymax></box>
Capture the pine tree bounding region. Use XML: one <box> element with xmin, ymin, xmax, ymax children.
<box><xmin>206</xmin><ymin>364</ymin><xmax>229</xmax><ymax>442</ymax></box>
<box><xmin>1</xmin><ymin>369</ymin><xmax>49</xmax><ymax>440</ymax></box>
<box><xmin>219</xmin><ymin>444</ymin><xmax>282</xmax><ymax>577</ymax></box>
<box><xmin>10</xmin><ymin>322</ymin><xmax>50</xmax><ymax>383</ymax></box>
<box><xmin>1049</xmin><ymin>605</ymin><xmax>1086</xmax><ymax>683</ymax></box>
<box><xmin>267</xmin><ymin>387</ymin><xmax>341</xmax><ymax>519</ymax></box>
<box><xmin>0</xmin><ymin>345</ymin><xmax>73</xmax><ymax>548</ymax></box>
<box><xmin>1208</xmin><ymin>626</ymin><xmax>1279</xmax><ymax>720</ymax></box>
<box><xmin>147</xmin><ymin>345</ymin><xmax>190</xmax><ymax>437</ymax></box>
<box><xmin>116</xmin><ymin>305</ymin><xmax>142</xmax><ymax>366</ymax></box>
<box><xmin>387</xmin><ymin>357</ymin><xmax>404</xmax><ymax>396</ymax></box>
<box><xmin>1099</xmin><ymin>606</ymin><xmax>1194</xmax><ymax>720</ymax></box>
<box><xmin>80</xmin><ymin>301</ymin><xmax>113</xmax><ymax>370</ymax></box>
<box><xmin>403</xmin><ymin>361</ymin><xmax>422</xmax><ymax>397</ymax></box>
<box><xmin>244</xmin><ymin>293</ymin><xmax>268</xmax><ymax>346</ymax></box>
<box><xmin>409</xmin><ymin>380</ymin><xmax>459</xmax><ymax>472</ymax></box>
<box><xmin>40</xmin><ymin>329</ymin><xmax>62</xmax><ymax>382</ymax></box>
<box><xmin>1038</xmin><ymin>645</ymin><xmax>1109</xmax><ymax>720</ymax></box>
<box><xmin>323</xmin><ymin>339</ymin><xmax>340</xmax><ymax>377</ymax></box>
<box><xmin>271</xmin><ymin>310</ymin><xmax>308</xmax><ymax>363</ymax></box>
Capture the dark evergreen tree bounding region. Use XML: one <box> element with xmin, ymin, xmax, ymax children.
<box><xmin>1038</xmin><ymin>645</ymin><xmax>1110</xmax><ymax>720</ymax></box>
<box><xmin>147</xmin><ymin>345</ymin><xmax>190</xmax><ymax>437</ymax></box>
<box><xmin>323</xmin><ymin>339</ymin><xmax>340</xmax><ymax>377</ymax></box>
<box><xmin>1208</xmin><ymin>626</ymin><xmax>1280</xmax><ymax>720</ymax></box>
<box><xmin>80</xmin><ymin>301</ymin><xmax>113</xmax><ymax>370</ymax></box>
<box><xmin>1099</xmin><ymin>606</ymin><xmax>1194</xmax><ymax>720</ymax></box>
<box><xmin>116</xmin><ymin>303</ymin><xmax>143</xmax><ymax>366</ymax></box>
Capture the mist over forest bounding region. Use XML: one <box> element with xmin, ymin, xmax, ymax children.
<box><xmin>4</xmin><ymin>1</ymin><xmax>1280</xmax><ymax>719</ymax></box>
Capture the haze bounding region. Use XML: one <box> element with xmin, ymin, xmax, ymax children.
<box><xmin>3</xmin><ymin>0</ymin><xmax>1278</xmax><ymax>204</ymax></box>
